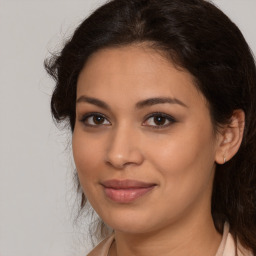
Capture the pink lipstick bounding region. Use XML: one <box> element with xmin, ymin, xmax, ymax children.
<box><xmin>101</xmin><ymin>179</ymin><xmax>156</xmax><ymax>203</ymax></box>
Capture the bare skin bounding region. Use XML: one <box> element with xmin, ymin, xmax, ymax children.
<box><xmin>72</xmin><ymin>44</ymin><xmax>244</xmax><ymax>256</ymax></box>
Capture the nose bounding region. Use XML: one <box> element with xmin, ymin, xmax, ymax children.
<box><xmin>104</xmin><ymin>124</ymin><xmax>144</xmax><ymax>169</ymax></box>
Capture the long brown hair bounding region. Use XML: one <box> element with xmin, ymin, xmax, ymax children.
<box><xmin>45</xmin><ymin>0</ymin><xmax>256</xmax><ymax>252</ymax></box>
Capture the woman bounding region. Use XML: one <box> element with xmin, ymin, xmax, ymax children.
<box><xmin>45</xmin><ymin>0</ymin><xmax>256</xmax><ymax>255</ymax></box>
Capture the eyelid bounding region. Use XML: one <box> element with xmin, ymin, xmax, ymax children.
<box><xmin>79</xmin><ymin>112</ymin><xmax>111</xmax><ymax>127</ymax></box>
<box><xmin>79</xmin><ymin>111</ymin><xmax>176</xmax><ymax>129</ymax></box>
<box><xmin>142</xmin><ymin>112</ymin><xmax>176</xmax><ymax>129</ymax></box>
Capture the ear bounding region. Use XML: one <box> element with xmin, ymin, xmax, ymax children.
<box><xmin>215</xmin><ymin>109</ymin><xmax>245</xmax><ymax>165</ymax></box>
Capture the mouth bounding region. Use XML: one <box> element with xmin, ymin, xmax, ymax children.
<box><xmin>100</xmin><ymin>179</ymin><xmax>157</xmax><ymax>203</ymax></box>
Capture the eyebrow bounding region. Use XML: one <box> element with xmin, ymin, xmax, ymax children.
<box><xmin>135</xmin><ymin>97</ymin><xmax>188</xmax><ymax>108</ymax></box>
<box><xmin>76</xmin><ymin>96</ymin><xmax>110</xmax><ymax>109</ymax></box>
<box><xmin>76</xmin><ymin>96</ymin><xmax>188</xmax><ymax>109</ymax></box>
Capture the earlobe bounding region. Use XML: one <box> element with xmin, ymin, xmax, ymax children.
<box><xmin>215</xmin><ymin>109</ymin><xmax>245</xmax><ymax>165</ymax></box>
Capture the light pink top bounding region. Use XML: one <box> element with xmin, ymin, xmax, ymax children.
<box><xmin>87</xmin><ymin>223</ymin><xmax>253</xmax><ymax>256</ymax></box>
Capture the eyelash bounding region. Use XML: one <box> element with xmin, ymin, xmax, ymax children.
<box><xmin>79</xmin><ymin>112</ymin><xmax>110</xmax><ymax>128</ymax></box>
<box><xmin>79</xmin><ymin>112</ymin><xmax>176</xmax><ymax>129</ymax></box>
<box><xmin>143</xmin><ymin>112</ymin><xmax>176</xmax><ymax>129</ymax></box>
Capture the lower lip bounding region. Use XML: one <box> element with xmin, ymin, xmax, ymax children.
<box><xmin>103</xmin><ymin>186</ymin><xmax>155</xmax><ymax>203</ymax></box>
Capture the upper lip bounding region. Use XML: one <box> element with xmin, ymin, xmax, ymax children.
<box><xmin>101</xmin><ymin>179</ymin><xmax>157</xmax><ymax>189</ymax></box>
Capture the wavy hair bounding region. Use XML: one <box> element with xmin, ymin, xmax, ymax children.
<box><xmin>45</xmin><ymin>0</ymin><xmax>256</xmax><ymax>252</ymax></box>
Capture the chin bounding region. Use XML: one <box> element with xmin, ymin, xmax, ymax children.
<box><xmin>99</xmin><ymin>208</ymin><xmax>164</xmax><ymax>235</ymax></box>
<box><xmin>108</xmin><ymin>220</ymin><xmax>152</xmax><ymax>234</ymax></box>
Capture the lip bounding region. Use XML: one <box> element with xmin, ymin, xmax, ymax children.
<box><xmin>101</xmin><ymin>179</ymin><xmax>157</xmax><ymax>203</ymax></box>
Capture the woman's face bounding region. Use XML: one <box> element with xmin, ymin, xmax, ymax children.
<box><xmin>73</xmin><ymin>45</ymin><xmax>221</xmax><ymax>234</ymax></box>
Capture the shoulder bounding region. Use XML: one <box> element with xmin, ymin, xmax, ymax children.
<box><xmin>237</xmin><ymin>239</ymin><xmax>254</xmax><ymax>256</ymax></box>
<box><xmin>216</xmin><ymin>223</ymin><xmax>253</xmax><ymax>256</ymax></box>
<box><xmin>222</xmin><ymin>233</ymin><xmax>253</xmax><ymax>256</ymax></box>
<box><xmin>87</xmin><ymin>234</ymin><xmax>115</xmax><ymax>256</ymax></box>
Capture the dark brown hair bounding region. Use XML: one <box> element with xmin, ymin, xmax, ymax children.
<box><xmin>45</xmin><ymin>0</ymin><xmax>256</xmax><ymax>252</ymax></box>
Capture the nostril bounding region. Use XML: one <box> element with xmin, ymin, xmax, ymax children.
<box><xmin>105</xmin><ymin>149</ymin><xmax>144</xmax><ymax>169</ymax></box>
<box><xmin>105</xmin><ymin>155</ymin><xmax>130</xmax><ymax>169</ymax></box>
<box><xmin>105</xmin><ymin>130</ymin><xmax>144</xmax><ymax>168</ymax></box>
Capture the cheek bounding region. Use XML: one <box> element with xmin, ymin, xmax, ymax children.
<box><xmin>72</xmin><ymin>129</ymin><xmax>104</xmax><ymax>186</ymax></box>
<box><xmin>72</xmin><ymin>130</ymin><xmax>109</xmax><ymax>213</ymax></box>
<box><xmin>146</xmin><ymin>122</ymin><xmax>216</xmax><ymax>202</ymax></box>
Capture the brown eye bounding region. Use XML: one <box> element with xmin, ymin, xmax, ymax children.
<box><xmin>93</xmin><ymin>115</ymin><xmax>105</xmax><ymax>124</ymax></box>
<box><xmin>143</xmin><ymin>113</ymin><xmax>176</xmax><ymax>128</ymax></box>
<box><xmin>153</xmin><ymin>116</ymin><xmax>167</xmax><ymax>126</ymax></box>
<box><xmin>81</xmin><ymin>113</ymin><xmax>111</xmax><ymax>126</ymax></box>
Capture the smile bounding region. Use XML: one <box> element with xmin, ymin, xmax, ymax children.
<box><xmin>101</xmin><ymin>179</ymin><xmax>157</xmax><ymax>203</ymax></box>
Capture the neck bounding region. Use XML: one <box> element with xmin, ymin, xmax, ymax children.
<box><xmin>110</xmin><ymin>213</ymin><xmax>222</xmax><ymax>256</ymax></box>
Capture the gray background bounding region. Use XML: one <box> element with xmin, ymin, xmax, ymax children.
<box><xmin>0</xmin><ymin>0</ymin><xmax>255</xmax><ymax>255</ymax></box>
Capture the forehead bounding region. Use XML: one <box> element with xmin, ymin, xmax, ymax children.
<box><xmin>77</xmin><ymin>45</ymin><xmax>205</xmax><ymax>108</ymax></box>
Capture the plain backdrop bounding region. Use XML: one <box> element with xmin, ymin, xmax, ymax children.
<box><xmin>0</xmin><ymin>0</ymin><xmax>255</xmax><ymax>255</ymax></box>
